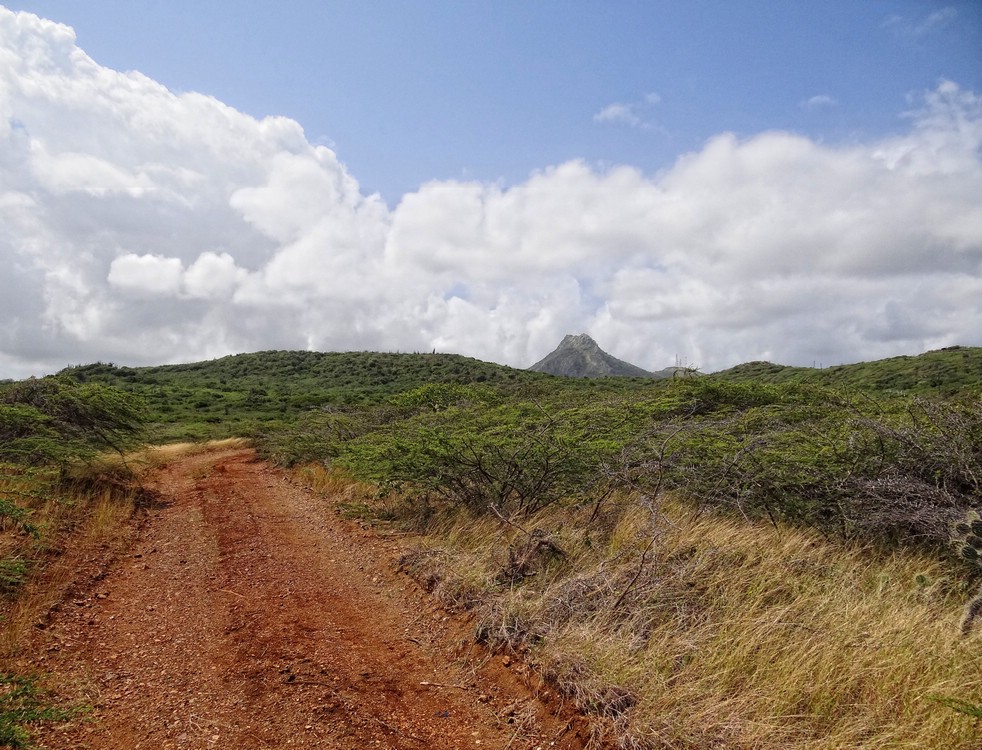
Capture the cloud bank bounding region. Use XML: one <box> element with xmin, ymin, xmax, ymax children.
<box><xmin>1</xmin><ymin>8</ymin><xmax>981</xmax><ymax>378</ymax></box>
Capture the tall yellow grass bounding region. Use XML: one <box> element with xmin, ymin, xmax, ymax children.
<box><xmin>93</xmin><ymin>437</ymin><xmax>252</xmax><ymax>474</ymax></box>
<box><xmin>294</xmin><ymin>463</ymin><xmax>383</xmax><ymax>512</ymax></box>
<box><xmin>396</xmin><ymin>496</ymin><xmax>982</xmax><ymax>749</ymax></box>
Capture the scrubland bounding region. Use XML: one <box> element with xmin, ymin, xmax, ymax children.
<box><xmin>297</xmin><ymin>460</ymin><xmax>981</xmax><ymax>749</ymax></box>
<box><xmin>283</xmin><ymin>363</ymin><xmax>982</xmax><ymax>749</ymax></box>
<box><xmin>3</xmin><ymin>347</ymin><xmax>981</xmax><ymax>747</ymax></box>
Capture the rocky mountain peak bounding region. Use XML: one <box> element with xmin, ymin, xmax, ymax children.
<box><xmin>529</xmin><ymin>333</ymin><xmax>661</xmax><ymax>378</ymax></box>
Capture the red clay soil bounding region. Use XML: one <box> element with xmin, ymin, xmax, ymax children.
<box><xmin>21</xmin><ymin>448</ymin><xmax>593</xmax><ymax>750</ymax></box>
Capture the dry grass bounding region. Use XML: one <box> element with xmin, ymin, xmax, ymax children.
<box><xmin>293</xmin><ymin>464</ymin><xmax>405</xmax><ymax>522</ymax></box>
<box><xmin>94</xmin><ymin>437</ymin><xmax>252</xmax><ymax>474</ymax></box>
<box><xmin>0</xmin><ymin>485</ymin><xmax>139</xmax><ymax>656</ymax></box>
<box><xmin>395</xmin><ymin>495</ymin><xmax>982</xmax><ymax>749</ymax></box>
<box><xmin>293</xmin><ymin>463</ymin><xmax>365</xmax><ymax>502</ymax></box>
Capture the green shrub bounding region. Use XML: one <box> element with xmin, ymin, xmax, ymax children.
<box><xmin>339</xmin><ymin>401</ymin><xmax>613</xmax><ymax>518</ymax></box>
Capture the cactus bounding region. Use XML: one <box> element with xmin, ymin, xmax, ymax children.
<box><xmin>952</xmin><ymin>511</ymin><xmax>982</xmax><ymax>635</ymax></box>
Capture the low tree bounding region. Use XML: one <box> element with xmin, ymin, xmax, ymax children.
<box><xmin>0</xmin><ymin>375</ymin><xmax>146</xmax><ymax>465</ymax></box>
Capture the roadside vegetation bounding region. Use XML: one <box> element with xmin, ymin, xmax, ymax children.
<box><xmin>390</xmin><ymin>495</ymin><xmax>979</xmax><ymax>748</ymax></box>
<box><xmin>0</xmin><ymin>372</ymin><xmax>254</xmax><ymax>745</ymax></box>
<box><xmin>0</xmin><ymin>376</ymin><xmax>147</xmax><ymax>745</ymax></box>
<box><xmin>3</xmin><ymin>346</ymin><xmax>981</xmax><ymax>748</ymax></box>
<box><xmin>256</xmin><ymin>349</ymin><xmax>982</xmax><ymax>749</ymax></box>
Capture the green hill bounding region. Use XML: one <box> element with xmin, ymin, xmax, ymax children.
<box><xmin>53</xmin><ymin>345</ymin><xmax>982</xmax><ymax>443</ymax></box>
<box><xmin>60</xmin><ymin>350</ymin><xmax>549</xmax><ymax>441</ymax></box>
<box><xmin>714</xmin><ymin>345</ymin><xmax>982</xmax><ymax>396</ymax></box>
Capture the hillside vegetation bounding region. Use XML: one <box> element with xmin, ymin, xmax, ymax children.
<box><xmin>718</xmin><ymin>345</ymin><xmax>982</xmax><ymax>395</ymax></box>
<box><xmin>2</xmin><ymin>345</ymin><xmax>981</xmax><ymax>748</ymax></box>
<box><xmin>58</xmin><ymin>345</ymin><xmax>982</xmax><ymax>443</ymax></box>
<box><xmin>62</xmin><ymin>350</ymin><xmax>547</xmax><ymax>442</ymax></box>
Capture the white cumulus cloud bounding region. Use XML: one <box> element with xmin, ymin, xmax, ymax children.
<box><xmin>182</xmin><ymin>251</ymin><xmax>247</xmax><ymax>300</ymax></box>
<box><xmin>0</xmin><ymin>8</ymin><xmax>981</xmax><ymax>378</ymax></box>
<box><xmin>107</xmin><ymin>253</ymin><xmax>184</xmax><ymax>295</ymax></box>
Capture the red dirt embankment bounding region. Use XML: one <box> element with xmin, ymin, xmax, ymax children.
<box><xmin>24</xmin><ymin>448</ymin><xmax>590</xmax><ymax>749</ymax></box>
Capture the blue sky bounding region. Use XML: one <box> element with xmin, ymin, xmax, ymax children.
<box><xmin>1</xmin><ymin>2</ymin><xmax>981</xmax><ymax>377</ymax></box>
<box><xmin>9</xmin><ymin>1</ymin><xmax>981</xmax><ymax>203</ymax></box>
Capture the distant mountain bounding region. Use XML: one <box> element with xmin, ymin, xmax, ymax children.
<box><xmin>529</xmin><ymin>334</ymin><xmax>674</xmax><ymax>378</ymax></box>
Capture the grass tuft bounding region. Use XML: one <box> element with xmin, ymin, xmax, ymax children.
<box><xmin>0</xmin><ymin>673</ymin><xmax>83</xmax><ymax>748</ymax></box>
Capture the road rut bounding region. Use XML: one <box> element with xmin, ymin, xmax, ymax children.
<box><xmin>25</xmin><ymin>448</ymin><xmax>586</xmax><ymax>749</ymax></box>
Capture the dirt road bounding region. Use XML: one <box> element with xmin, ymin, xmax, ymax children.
<box><xmin>24</xmin><ymin>448</ymin><xmax>588</xmax><ymax>749</ymax></box>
